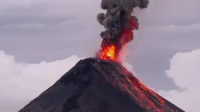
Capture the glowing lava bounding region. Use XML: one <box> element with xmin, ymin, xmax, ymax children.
<box><xmin>103</xmin><ymin>64</ymin><xmax>173</xmax><ymax>112</ymax></box>
<box><xmin>99</xmin><ymin>45</ymin><xmax>116</xmax><ymax>60</ymax></box>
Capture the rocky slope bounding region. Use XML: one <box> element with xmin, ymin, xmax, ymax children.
<box><xmin>19</xmin><ymin>58</ymin><xmax>185</xmax><ymax>112</ymax></box>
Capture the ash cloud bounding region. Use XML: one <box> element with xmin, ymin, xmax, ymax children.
<box><xmin>97</xmin><ymin>0</ymin><xmax>149</xmax><ymax>39</ymax></box>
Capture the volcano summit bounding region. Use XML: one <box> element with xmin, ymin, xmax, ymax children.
<box><xmin>19</xmin><ymin>58</ymin><xmax>185</xmax><ymax>112</ymax></box>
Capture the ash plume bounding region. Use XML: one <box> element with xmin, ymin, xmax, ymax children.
<box><xmin>97</xmin><ymin>0</ymin><xmax>149</xmax><ymax>39</ymax></box>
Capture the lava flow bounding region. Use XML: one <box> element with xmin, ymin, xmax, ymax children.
<box><xmin>110</xmin><ymin>64</ymin><xmax>170</xmax><ymax>112</ymax></box>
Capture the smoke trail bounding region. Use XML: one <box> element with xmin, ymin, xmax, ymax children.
<box><xmin>97</xmin><ymin>0</ymin><xmax>149</xmax><ymax>39</ymax></box>
<box><xmin>97</xmin><ymin>0</ymin><xmax>149</xmax><ymax>60</ymax></box>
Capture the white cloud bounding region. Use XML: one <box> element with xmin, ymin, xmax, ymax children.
<box><xmin>0</xmin><ymin>50</ymin><xmax>81</xmax><ymax>112</ymax></box>
<box><xmin>157</xmin><ymin>49</ymin><xmax>200</xmax><ymax>112</ymax></box>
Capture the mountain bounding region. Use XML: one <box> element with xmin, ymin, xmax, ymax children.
<box><xmin>19</xmin><ymin>58</ymin><xmax>185</xmax><ymax>112</ymax></box>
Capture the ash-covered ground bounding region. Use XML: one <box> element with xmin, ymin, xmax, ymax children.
<box><xmin>19</xmin><ymin>58</ymin><xmax>184</xmax><ymax>112</ymax></box>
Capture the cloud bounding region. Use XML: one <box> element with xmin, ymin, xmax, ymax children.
<box><xmin>0</xmin><ymin>50</ymin><xmax>134</xmax><ymax>112</ymax></box>
<box><xmin>135</xmin><ymin>0</ymin><xmax>200</xmax><ymax>26</ymax></box>
<box><xmin>0</xmin><ymin>50</ymin><xmax>81</xmax><ymax>112</ymax></box>
<box><xmin>157</xmin><ymin>49</ymin><xmax>200</xmax><ymax>112</ymax></box>
<box><xmin>0</xmin><ymin>0</ymin><xmax>101</xmax><ymax>27</ymax></box>
<box><xmin>2</xmin><ymin>0</ymin><xmax>199</xmax><ymax>28</ymax></box>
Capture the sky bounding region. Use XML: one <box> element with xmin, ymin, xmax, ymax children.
<box><xmin>0</xmin><ymin>0</ymin><xmax>200</xmax><ymax>111</ymax></box>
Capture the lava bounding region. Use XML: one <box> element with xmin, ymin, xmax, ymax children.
<box><xmin>95</xmin><ymin>60</ymin><xmax>172</xmax><ymax>111</ymax></box>
<box><xmin>118</xmin><ymin>65</ymin><xmax>169</xmax><ymax>112</ymax></box>
<box><xmin>99</xmin><ymin>45</ymin><xmax>116</xmax><ymax>60</ymax></box>
<box><xmin>99</xmin><ymin>16</ymin><xmax>137</xmax><ymax>61</ymax></box>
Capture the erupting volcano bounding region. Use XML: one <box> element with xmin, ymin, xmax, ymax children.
<box><xmin>19</xmin><ymin>58</ymin><xmax>184</xmax><ymax>112</ymax></box>
<box><xmin>19</xmin><ymin>0</ymin><xmax>185</xmax><ymax>112</ymax></box>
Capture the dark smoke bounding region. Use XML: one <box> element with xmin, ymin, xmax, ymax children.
<box><xmin>97</xmin><ymin>0</ymin><xmax>149</xmax><ymax>39</ymax></box>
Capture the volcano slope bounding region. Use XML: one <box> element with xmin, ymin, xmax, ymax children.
<box><xmin>19</xmin><ymin>58</ymin><xmax>185</xmax><ymax>112</ymax></box>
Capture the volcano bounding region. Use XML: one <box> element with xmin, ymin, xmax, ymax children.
<box><xmin>19</xmin><ymin>58</ymin><xmax>185</xmax><ymax>112</ymax></box>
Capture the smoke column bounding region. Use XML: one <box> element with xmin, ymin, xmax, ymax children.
<box><xmin>97</xmin><ymin>0</ymin><xmax>149</xmax><ymax>60</ymax></box>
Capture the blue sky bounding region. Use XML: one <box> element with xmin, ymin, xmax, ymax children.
<box><xmin>0</xmin><ymin>0</ymin><xmax>200</xmax><ymax>111</ymax></box>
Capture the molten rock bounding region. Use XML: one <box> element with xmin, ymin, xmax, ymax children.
<box><xmin>19</xmin><ymin>58</ymin><xmax>184</xmax><ymax>112</ymax></box>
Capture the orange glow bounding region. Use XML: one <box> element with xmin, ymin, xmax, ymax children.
<box><xmin>99</xmin><ymin>45</ymin><xmax>116</xmax><ymax>60</ymax></box>
<box><xmin>115</xmin><ymin>66</ymin><xmax>169</xmax><ymax>112</ymax></box>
